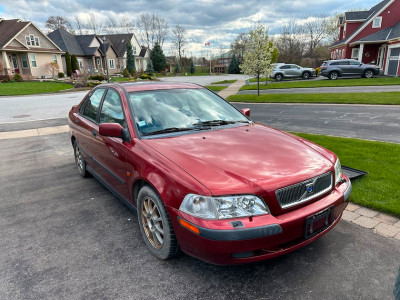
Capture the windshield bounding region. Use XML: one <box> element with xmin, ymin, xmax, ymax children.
<box><xmin>128</xmin><ymin>88</ymin><xmax>249</xmax><ymax>136</ymax></box>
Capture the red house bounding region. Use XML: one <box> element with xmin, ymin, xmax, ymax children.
<box><xmin>329</xmin><ymin>0</ymin><xmax>400</xmax><ymax>76</ymax></box>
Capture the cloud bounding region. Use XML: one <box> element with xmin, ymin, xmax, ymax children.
<box><xmin>0</xmin><ymin>0</ymin><xmax>385</xmax><ymax>56</ymax></box>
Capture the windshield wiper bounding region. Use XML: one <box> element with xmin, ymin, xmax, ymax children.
<box><xmin>142</xmin><ymin>127</ymin><xmax>195</xmax><ymax>136</ymax></box>
<box><xmin>193</xmin><ymin>120</ymin><xmax>250</xmax><ymax>126</ymax></box>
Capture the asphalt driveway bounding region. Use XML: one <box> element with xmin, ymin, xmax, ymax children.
<box><xmin>0</xmin><ymin>132</ymin><xmax>399</xmax><ymax>299</ymax></box>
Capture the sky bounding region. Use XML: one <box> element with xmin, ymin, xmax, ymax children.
<box><xmin>0</xmin><ymin>0</ymin><xmax>381</xmax><ymax>56</ymax></box>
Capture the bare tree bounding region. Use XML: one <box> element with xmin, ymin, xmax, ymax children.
<box><xmin>74</xmin><ymin>16</ymin><xmax>85</xmax><ymax>35</ymax></box>
<box><xmin>105</xmin><ymin>16</ymin><xmax>120</xmax><ymax>34</ymax></box>
<box><xmin>275</xmin><ymin>19</ymin><xmax>305</xmax><ymax>64</ymax></box>
<box><xmin>136</xmin><ymin>13</ymin><xmax>169</xmax><ymax>49</ymax></box>
<box><xmin>231</xmin><ymin>32</ymin><xmax>248</xmax><ymax>59</ymax></box>
<box><xmin>172</xmin><ymin>25</ymin><xmax>187</xmax><ymax>66</ymax></box>
<box><xmin>87</xmin><ymin>12</ymin><xmax>105</xmax><ymax>34</ymax></box>
<box><xmin>301</xmin><ymin>15</ymin><xmax>329</xmax><ymax>57</ymax></box>
<box><xmin>45</xmin><ymin>16</ymin><xmax>73</xmax><ymax>33</ymax></box>
<box><xmin>119</xmin><ymin>16</ymin><xmax>136</xmax><ymax>34</ymax></box>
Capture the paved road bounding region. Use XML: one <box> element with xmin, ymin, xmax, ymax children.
<box><xmin>160</xmin><ymin>74</ymin><xmax>250</xmax><ymax>86</ymax></box>
<box><xmin>233</xmin><ymin>103</ymin><xmax>400</xmax><ymax>144</ymax></box>
<box><xmin>239</xmin><ymin>85</ymin><xmax>400</xmax><ymax>94</ymax></box>
<box><xmin>0</xmin><ymin>133</ymin><xmax>399</xmax><ymax>299</ymax></box>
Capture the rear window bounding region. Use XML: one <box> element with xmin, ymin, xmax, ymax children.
<box><xmin>330</xmin><ymin>62</ymin><xmax>340</xmax><ymax>66</ymax></box>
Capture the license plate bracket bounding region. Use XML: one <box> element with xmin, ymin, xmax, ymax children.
<box><xmin>304</xmin><ymin>206</ymin><xmax>334</xmax><ymax>240</ymax></box>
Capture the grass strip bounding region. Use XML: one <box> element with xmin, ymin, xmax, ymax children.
<box><xmin>292</xmin><ymin>132</ymin><xmax>400</xmax><ymax>217</ymax></box>
<box><xmin>211</xmin><ymin>80</ymin><xmax>237</xmax><ymax>84</ymax></box>
<box><xmin>205</xmin><ymin>85</ymin><xmax>227</xmax><ymax>92</ymax></box>
<box><xmin>0</xmin><ymin>82</ymin><xmax>73</xmax><ymax>96</ymax></box>
<box><xmin>242</xmin><ymin>77</ymin><xmax>400</xmax><ymax>90</ymax></box>
<box><xmin>227</xmin><ymin>92</ymin><xmax>400</xmax><ymax>105</ymax></box>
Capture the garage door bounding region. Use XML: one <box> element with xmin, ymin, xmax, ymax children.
<box><xmin>387</xmin><ymin>48</ymin><xmax>400</xmax><ymax>76</ymax></box>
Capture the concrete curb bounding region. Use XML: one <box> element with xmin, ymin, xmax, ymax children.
<box><xmin>0</xmin><ymin>125</ymin><xmax>69</xmax><ymax>140</ymax></box>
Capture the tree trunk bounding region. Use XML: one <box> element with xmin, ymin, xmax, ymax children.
<box><xmin>257</xmin><ymin>73</ymin><xmax>260</xmax><ymax>96</ymax></box>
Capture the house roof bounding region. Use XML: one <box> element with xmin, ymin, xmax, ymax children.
<box><xmin>330</xmin><ymin>0</ymin><xmax>393</xmax><ymax>48</ymax></box>
<box><xmin>0</xmin><ymin>19</ymin><xmax>30</xmax><ymax>48</ymax></box>
<box><xmin>102</xmin><ymin>34</ymin><xmax>133</xmax><ymax>57</ymax></box>
<box><xmin>75</xmin><ymin>35</ymin><xmax>98</xmax><ymax>56</ymax></box>
<box><xmin>345</xmin><ymin>11</ymin><xmax>371</xmax><ymax>21</ymax></box>
<box><xmin>139</xmin><ymin>46</ymin><xmax>148</xmax><ymax>58</ymax></box>
<box><xmin>356</xmin><ymin>21</ymin><xmax>400</xmax><ymax>42</ymax></box>
<box><xmin>48</xmin><ymin>28</ymin><xmax>84</xmax><ymax>55</ymax></box>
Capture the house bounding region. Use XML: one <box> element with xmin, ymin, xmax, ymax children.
<box><xmin>47</xmin><ymin>29</ymin><xmax>119</xmax><ymax>75</ymax></box>
<box><xmin>102</xmin><ymin>34</ymin><xmax>150</xmax><ymax>72</ymax></box>
<box><xmin>0</xmin><ymin>18</ymin><xmax>64</xmax><ymax>79</ymax></box>
<box><xmin>213</xmin><ymin>50</ymin><xmax>233</xmax><ymax>73</ymax></box>
<box><xmin>48</xmin><ymin>29</ymin><xmax>150</xmax><ymax>75</ymax></box>
<box><xmin>329</xmin><ymin>0</ymin><xmax>400</xmax><ymax>76</ymax></box>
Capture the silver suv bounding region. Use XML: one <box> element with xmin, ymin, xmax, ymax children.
<box><xmin>270</xmin><ymin>64</ymin><xmax>316</xmax><ymax>81</ymax></box>
<box><xmin>320</xmin><ymin>59</ymin><xmax>379</xmax><ymax>80</ymax></box>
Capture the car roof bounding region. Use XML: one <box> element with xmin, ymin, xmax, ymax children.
<box><xmin>99</xmin><ymin>81</ymin><xmax>203</xmax><ymax>93</ymax></box>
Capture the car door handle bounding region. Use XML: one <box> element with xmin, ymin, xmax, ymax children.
<box><xmin>92</xmin><ymin>130</ymin><xmax>97</xmax><ymax>137</ymax></box>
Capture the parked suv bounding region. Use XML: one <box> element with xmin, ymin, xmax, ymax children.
<box><xmin>270</xmin><ymin>64</ymin><xmax>316</xmax><ymax>81</ymax></box>
<box><xmin>320</xmin><ymin>59</ymin><xmax>379</xmax><ymax>80</ymax></box>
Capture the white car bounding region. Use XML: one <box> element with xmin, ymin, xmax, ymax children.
<box><xmin>270</xmin><ymin>64</ymin><xmax>316</xmax><ymax>81</ymax></box>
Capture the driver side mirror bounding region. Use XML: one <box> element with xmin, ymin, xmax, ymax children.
<box><xmin>99</xmin><ymin>123</ymin><xmax>130</xmax><ymax>142</ymax></box>
<box><xmin>241</xmin><ymin>108</ymin><xmax>251</xmax><ymax>117</ymax></box>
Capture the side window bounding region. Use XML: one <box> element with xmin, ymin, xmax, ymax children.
<box><xmin>330</xmin><ymin>62</ymin><xmax>339</xmax><ymax>66</ymax></box>
<box><xmin>82</xmin><ymin>89</ymin><xmax>106</xmax><ymax>122</ymax></box>
<box><xmin>349</xmin><ymin>61</ymin><xmax>360</xmax><ymax>66</ymax></box>
<box><xmin>290</xmin><ymin>65</ymin><xmax>299</xmax><ymax>69</ymax></box>
<box><xmin>280</xmin><ymin>65</ymin><xmax>290</xmax><ymax>69</ymax></box>
<box><xmin>100</xmin><ymin>89</ymin><xmax>126</xmax><ymax>128</ymax></box>
<box><xmin>339</xmin><ymin>61</ymin><xmax>349</xmax><ymax>65</ymax></box>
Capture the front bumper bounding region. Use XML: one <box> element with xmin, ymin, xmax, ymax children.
<box><xmin>169</xmin><ymin>178</ymin><xmax>351</xmax><ymax>265</ymax></box>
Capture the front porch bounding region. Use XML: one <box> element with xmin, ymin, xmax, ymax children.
<box><xmin>0</xmin><ymin>51</ymin><xmax>35</xmax><ymax>80</ymax></box>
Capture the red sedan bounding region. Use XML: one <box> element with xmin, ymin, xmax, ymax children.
<box><xmin>68</xmin><ymin>82</ymin><xmax>351</xmax><ymax>265</ymax></box>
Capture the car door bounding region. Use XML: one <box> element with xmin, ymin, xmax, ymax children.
<box><xmin>348</xmin><ymin>60</ymin><xmax>362</xmax><ymax>75</ymax></box>
<box><xmin>75</xmin><ymin>88</ymin><xmax>107</xmax><ymax>164</ymax></box>
<box><xmin>285</xmin><ymin>65</ymin><xmax>298</xmax><ymax>77</ymax></box>
<box><xmin>338</xmin><ymin>61</ymin><xmax>350</xmax><ymax>75</ymax></box>
<box><xmin>91</xmin><ymin>88</ymin><xmax>131</xmax><ymax>200</ymax></box>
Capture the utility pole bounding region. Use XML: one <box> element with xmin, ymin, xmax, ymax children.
<box><xmin>102</xmin><ymin>37</ymin><xmax>110</xmax><ymax>83</ymax></box>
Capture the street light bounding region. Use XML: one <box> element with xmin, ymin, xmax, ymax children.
<box><xmin>102</xmin><ymin>36</ymin><xmax>110</xmax><ymax>83</ymax></box>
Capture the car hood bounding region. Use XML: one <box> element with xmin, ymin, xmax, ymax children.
<box><xmin>143</xmin><ymin>124</ymin><xmax>334</xmax><ymax>196</ymax></box>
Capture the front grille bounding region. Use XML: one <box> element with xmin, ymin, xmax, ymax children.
<box><xmin>275</xmin><ymin>172</ymin><xmax>332</xmax><ymax>209</ymax></box>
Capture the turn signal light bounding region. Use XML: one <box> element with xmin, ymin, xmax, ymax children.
<box><xmin>179</xmin><ymin>218</ymin><xmax>200</xmax><ymax>235</ymax></box>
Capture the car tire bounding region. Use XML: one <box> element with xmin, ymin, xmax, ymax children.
<box><xmin>275</xmin><ymin>74</ymin><xmax>283</xmax><ymax>81</ymax></box>
<box><xmin>73</xmin><ymin>140</ymin><xmax>88</xmax><ymax>178</ymax></box>
<box><xmin>302</xmin><ymin>72</ymin><xmax>311</xmax><ymax>80</ymax></box>
<box><xmin>137</xmin><ymin>186</ymin><xmax>180</xmax><ymax>260</ymax></box>
<box><xmin>363</xmin><ymin>70</ymin><xmax>374</xmax><ymax>78</ymax></box>
<box><xmin>329</xmin><ymin>71</ymin><xmax>339</xmax><ymax>80</ymax></box>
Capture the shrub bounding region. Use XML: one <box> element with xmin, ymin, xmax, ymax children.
<box><xmin>14</xmin><ymin>73</ymin><xmax>23</xmax><ymax>82</ymax></box>
<box><xmin>139</xmin><ymin>74</ymin><xmax>151</xmax><ymax>80</ymax></box>
<box><xmin>58</xmin><ymin>72</ymin><xmax>65</xmax><ymax>78</ymax></box>
<box><xmin>89</xmin><ymin>75</ymin><xmax>106</xmax><ymax>81</ymax></box>
<box><xmin>130</xmin><ymin>68</ymin><xmax>136</xmax><ymax>77</ymax></box>
<box><xmin>2</xmin><ymin>77</ymin><xmax>11</xmax><ymax>83</ymax></box>
<box><xmin>122</xmin><ymin>68</ymin><xmax>130</xmax><ymax>78</ymax></box>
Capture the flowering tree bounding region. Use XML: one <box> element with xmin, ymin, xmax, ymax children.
<box><xmin>46</xmin><ymin>62</ymin><xmax>60</xmax><ymax>78</ymax></box>
<box><xmin>240</xmin><ymin>25</ymin><xmax>277</xmax><ymax>96</ymax></box>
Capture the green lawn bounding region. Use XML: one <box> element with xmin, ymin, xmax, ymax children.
<box><xmin>242</xmin><ymin>77</ymin><xmax>400</xmax><ymax>90</ymax></box>
<box><xmin>211</xmin><ymin>80</ymin><xmax>237</xmax><ymax>84</ymax></box>
<box><xmin>0</xmin><ymin>82</ymin><xmax>73</xmax><ymax>96</ymax></box>
<box><xmin>205</xmin><ymin>85</ymin><xmax>227</xmax><ymax>92</ymax></box>
<box><xmin>293</xmin><ymin>132</ymin><xmax>400</xmax><ymax>217</ymax></box>
<box><xmin>111</xmin><ymin>77</ymin><xmax>133</xmax><ymax>82</ymax></box>
<box><xmin>227</xmin><ymin>92</ymin><xmax>400</xmax><ymax>105</ymax></box>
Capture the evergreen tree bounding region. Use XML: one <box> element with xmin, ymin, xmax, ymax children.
<box><xmin>65</xmin><ymin>52</ymin><xmax>72</xmax><ymax>77</ymax></box>
<box><xmin>150</xmin><ymin>43</ymin><xmax>166</xmax><ymax>72</ymax></box>
<box><xmin>228</xmin><ymin>54</ymin><xmax>241</xmax><ymax>74</ymax></box>
<box><xmin>126</xmin><ymin>40</ymin><xmax>136</xmax><ymax>73</ymax></box>
<box><xmin>174</xmin><ymin>62</ymin><xmax>180</xmax><ymax>74</ymax></box>
<box><xmin>146</xmin><ymin>59</ymin><xmax>154</xmax><ymax>74</ymax></box>
<box><xmin>190</xmin><ymin>60</ymin><xmax>195</xmax><ymax>74</ymax></box>
<box><xmin>71</xmin><ymin>54</ymin><xmax>79</xmax><ymax>72</ymax></box>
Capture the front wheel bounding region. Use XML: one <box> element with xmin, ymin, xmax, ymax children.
<box><xmin>329</xmin><ymin>71</ymin><xmax>339</xmax><ymax>80</ymax></box>
<box><xmin>137</xmin><ymin>186</ymin><xmax>180</xmax><ymax>260</ymax></box>
<box><xmin>275</xmin><ymin>74</ymin><xmax>283</xmax><ymax>81</ymax></box>
<box><xmin>363</xmin><ymin>70</ymin><xmax>374</xmax><ymax>78</ymax></box>
<box><xmin>73</xmin><ymin>140</ymin><xmax>88</xmax><ymax>178</ymax></box>
<box><xmin>302</xmin><ymin>72</ymin><xmax>311</xmax><ymax>80</ymax></box>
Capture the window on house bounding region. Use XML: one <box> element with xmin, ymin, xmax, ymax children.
<box><xmin>25</xmin><ymin>36</ymin><xmax>31</xmax><ymax>46</ymax></box>
<box><xmin>34</xmin><ymin>37</ymin><xmax>39</xmax><ymax>46</ymax></box>
<box><xmin>53</xmin><ymin>54</ymin><xmax>58</xmax><ymax>63</ymax></box>
<box><xmin>109</xmin><ymin>59</ymin><xmax>115</xmax><ymax>69</ymax></box>
<box><xmin>343</xmin><ymin>23</ymin><xmax>347</xmax><ymax>38</ymax></box>
<box><xmin>21</xmin><ymin>54</ymin><xmax>29</xmax><ymax>68</ymax></box>
<box><xmin>351</xmin><ymin>48</ymin><xmax>360</xmax><ymax>59</ymax></box>
<box><xmin>77</xmin><ymin>59</ymin><xmax>83</xmax><ymax>69</ymax></box>
<box><xmin>96</xmin><ymin>58</ymin><xmax>100</xmax><ymax>66</ymax></box>
<box><xmin>29</xmin><ymin>54</ymin><xmax>37</xmax><ymax>67</ymax></box>
<box><xmin>373</xmin><ymin>17</ymin><xmax>382</xmax><ymax>28</ymax></box>
<box><xmin>30</xmin><ymin>35</ymin><xmax>35</xmax><ymax>45</ymax></box>
<box><xmin>133</xmin><ymin>46</ymin><xmax>137</xmax><ymax>55</ymax></box>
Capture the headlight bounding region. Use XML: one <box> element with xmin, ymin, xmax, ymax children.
<box><xmin>334</xmin><ymin>158</ymin><xmax>342</xmax><ymax>185</ymax></box>
<box><xmin>180</xmin><ymin>194</ymin><xmax>270</xmax><ymax>220</ymax></box>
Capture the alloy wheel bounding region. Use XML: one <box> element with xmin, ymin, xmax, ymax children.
<box><xmin>141</xmin><ymin>196</ymin><xmax>164</xmax><ymax>249</ymax></box>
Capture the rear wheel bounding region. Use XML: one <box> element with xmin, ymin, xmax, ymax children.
<box><xmin>275</xmin><ymin>74</ymin><xmax>283</xmax><ymax>81</ymax></box>
<box><xmin>73</xmin><ymin>140</ymin><xmax>88</xmax><ymax>178</ymax></box>
<box><xmin>329</xmin><ymin>71</ymin><xmax>339</xmax><ymax>80</ymax></box>
<box><xmin>363</xmin><ymin>69</ymin><xmax>374</xmax><ymax>78</ymax></box>
<box><xmin>137</xmin><ymin>186</ymin><xmax>179</xmax><ymax>260</ymax></box>
<box><xmin>302</xmin><ymin>72</ymin><xmax>311</xmax><ymax>80</ymax></box>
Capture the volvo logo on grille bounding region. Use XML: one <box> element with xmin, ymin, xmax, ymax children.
<box><xmin>306</xmin><ymin>183</ymin><xmax>314</xmax><ymax>194</ymax></box>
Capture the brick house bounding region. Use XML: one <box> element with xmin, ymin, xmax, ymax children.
<box><xmin>329</xmin><ymin>0</ymin><xmax>400</xmax><ymax>76</ymax></box>
<box><xmin>0</xmin><ymin>18</ymin><xmax>64</xmax><ymax>79</ymax></box>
